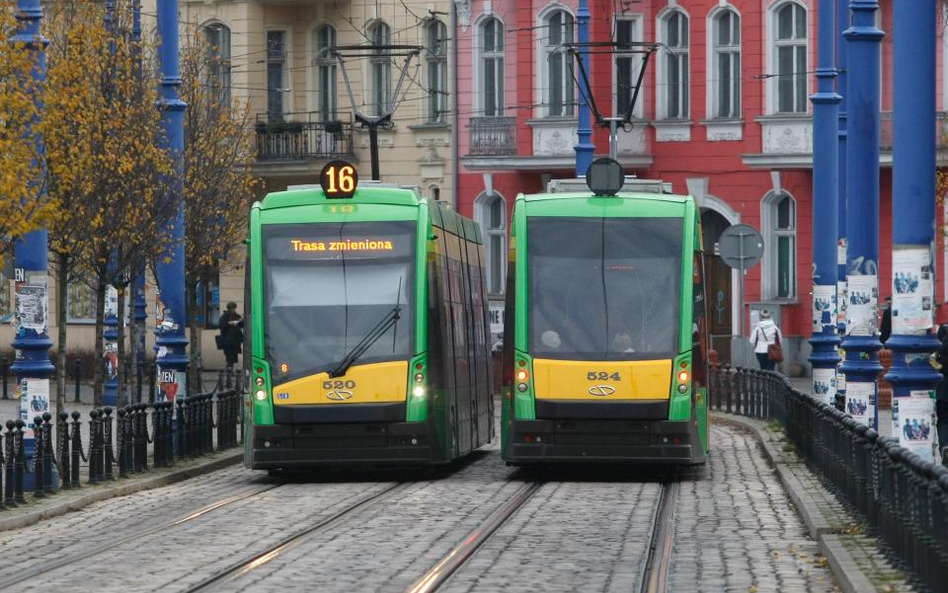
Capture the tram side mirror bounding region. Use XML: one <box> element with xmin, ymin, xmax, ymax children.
<box><xmin>585</xmin><ymin>157</ymin><xmax>624</xmax><ymax>196</ymax></box>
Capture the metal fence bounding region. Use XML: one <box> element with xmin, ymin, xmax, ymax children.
<box><xmin>467</xmin><ymin>116</ymin><xmax>517</xmax><ymax>156</ymax></box>
<box><xmin>0</xmin><ymin>389</ymin><xmax>243</xmax><ymax>508</ymax></box>
<box><xmin>710</xmin><ymin>365</ymin><xmax>948</xmax><ymax>592</ymax></box>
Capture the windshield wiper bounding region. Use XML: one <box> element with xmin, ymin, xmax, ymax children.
<box><xmin>328</xmin><ymin>305</ymin><xmax>401</xmax><ymax>378</ymax></box>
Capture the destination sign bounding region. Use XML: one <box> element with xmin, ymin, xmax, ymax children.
<box><xmin>264</xmin><ymin>221</ymin><xmax>415</xmax><ymax>261</ymax></box>
<box><xmin>290</xmin><ymin>239</ymin><xmax>395</xmax><ymax>253</ymax></box>
<box><xmin>320</xmin><ymin>160</ymin><xmax>359</xmax><ymax>199</ymax></box>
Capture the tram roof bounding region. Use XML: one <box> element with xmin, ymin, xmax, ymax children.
<box><xmin>517</xmin><ymin>191</ymin><xmax>693</xmax><ymax>217</ymax></box>
<box><xmin>519</xmin><ymin>191</ymin><xmax>690</xmax><ymax>203</ymax></box>
<box><xmin>257</xmin><ymin>185</ymin><xmax>422</xmax><ymax>211</ymax></box>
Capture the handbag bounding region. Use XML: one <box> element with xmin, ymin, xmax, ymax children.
<box><xmin>767</xmin><ymin>330</ymin><xmax>784</xmax><ymax>363</ymax></box>
<box><xmin>215</xmin><ymin>335</ymin><xmax>224</xmax><ymax>350</ymax></box>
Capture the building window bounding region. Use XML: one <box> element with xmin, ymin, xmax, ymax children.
<box><xmin>67</xmin><ymin>281</ymin><xmax>97</xmax><ymax>323</ymax></box>
<box><xmin>773</xmin><ymin>2</ymin><xmax>807</xmax><ymax>113</ymax></box>
<box><xmin>368</xmin><ymin>21</ymin><xmax>391</xmax><ymax>117</ymax></box>
<box><xmin>196</xmin><ymin>264</ymin><xmax>221</xmax><ymax>330</ymax></box>
<box><xmin>711</xmin><ymin>8</ymin><xmax>740</xmax><ymax>118</ymax></box>
<box><xmin>658</xmin><ymin>9</ymin><xmax>689</xmax><ymax>119</ymax></box>
<box><xmin>541</xmin><ymin>9</ymin><xmax>574</xmax><ymax>117</ymax></box>
<box><xmin>615</xmin><ymin>16</ymin><xmax>644</xmax><ymax>118</ymax></box>
<box><xmin>477</xmin><ymin>192</ymin><xmax>507</xmax><ymax>295</ymax></box>
<box><xmin>426</xmin><ymin>20</ymin><xmax>447</xmax><ymax>124</ymax></box>
<box><xmin>266</xmin><ymin>30</ymin><xmax>287</xmax><ymax>120</ymax></box>
<box><xmin>313</xmin><ymin>25</ymin><xmax>337</xmax><ymax>122</ymax></box>
<box><xmin>204</xmin><ymin>23</ymin><xmax>231</xmax><ymax>106</ymax></box>
<box><xmin>479</xmin><ymin>16</ymin><xmax>504</xmax><ymax>117</ymax></box>
<box><xmin>763</xmin><ymin>191</ymin><xmax>797</xmax><ymax>299</ymax></box>
<box><xmin>429</xmin><ymin>185</ymin><xmax>441</xmax><ymax>201</ymax></box>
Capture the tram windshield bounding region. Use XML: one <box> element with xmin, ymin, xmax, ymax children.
<box><xmin>527</xmin><ymin>216</ymin><xmax>683</xmax><ymax>360</ymax></box>
<box><xmin>262</xmin><ymin>221</ymin><xmax>415</xmax><ymax>384</ymax></box>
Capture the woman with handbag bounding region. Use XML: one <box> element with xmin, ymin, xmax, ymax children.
<box><xmin>749</xmin><ymin>309</ymin><xmax>783</xmax><ymax>371</ymax></box>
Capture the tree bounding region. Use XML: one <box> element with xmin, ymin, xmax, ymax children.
<box><xmin>179</xmin><ymin>23</ymin><xmax>257</xmax><ymax>389</ymax></box>
<box><xmin>44</xmin><ymin>0</ymin><xmax>174</xmax><ymax>407</ymax></box>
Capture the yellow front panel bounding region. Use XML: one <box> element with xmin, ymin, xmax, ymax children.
<box><xmin>272</xmin><ymin>361</ymin><xmax>409</xmax><ymax>405</ymax></box>
<box><xmin>532</xmin><ymin>359</ymin><xmax>672</xmax><ymax>401</ymax></box>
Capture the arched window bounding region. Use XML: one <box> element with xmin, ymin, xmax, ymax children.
<box><xmin>710</xmin><ymin>8</ymin><xmax>740</xmax><ymax>118</ymax></box>
<box><xmin>426</xmin><ymin>20</ymin><xmax>447</xmax><ymax>123</ymax></box>
<box><xmin>773</xmin><ymin>2</ymin><xmax>807</xmax><ymax>113</ymax></box>
<box><xmin>313</xmin><ymin>24</ymin><xmax>337</xmax><ymax>121</ymax></box>
<box><xmin>368</xmin><ymin>21</ymin><xmax>391</xmax><ymax>116</ymax></box>
<box><xmin>478</xmin><ymin>17</ymin><xmax>504</xmax><ymax>116</ymax></box>
<box><xmin>204</xmin><ymin>23</ymin><xmax>232</xmax><ymax>106</ymax></box>
<box><xmin>541</xmin><ymin>9</ymin><xmax>574</xmax><ymax>117</ymax></box>
<box><xmin>762</xmin><ymin>191</ymin><xmax>797</xmax><ymax>299</ymax></box>
<box><xmin>658</xmin><ymin>9</ymin><xmax>689</xmax><ymax>119</ymax></box>
<box><xmin>477</xmin><ymin>192</ymin><xmax>507</xmax><ymax>295</ymax></box>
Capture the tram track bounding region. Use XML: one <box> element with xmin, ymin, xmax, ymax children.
<box><xmin>0</xmin><ymin>482</ymin><xmax>284</xmax><ymax>590</ymax></box>
<box><xmin>639</xmin><ymin>480</ymin><xmax>680</xmax><ymax>593</ymax></box>
<box><xmin>185</xmin><ymin>481</ymin><xmax>412</xmax><ymax>592</ymax></box>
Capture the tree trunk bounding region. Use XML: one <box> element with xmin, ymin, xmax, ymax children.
<box><xmin>116</xmin><ymin>285</ymin><xmax>127</xmax><ymax>407</ymax></box>
<box><xmin>55</xmin><ymin>252</ymin><xmax>69</xmax><ymax>416</ymax></box>
<box><xmin>128</xmin><ymin>278</ymin><xmax>139</xmax><ymax>402</ymax></box>
<box><xmin>186</xmin><ymin>276</ymin><xmax>201</xmax><ymax>395</ymax></box>
<box><xmin>93</xmin><ymin>275</ymin><xmax>106</xmax><ymax>406</ymax></box>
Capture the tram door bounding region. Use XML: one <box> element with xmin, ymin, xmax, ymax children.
<box><xmin>701</xmin><ymin>210</ymin><xmax>733</xmax><ymax>365</ymax></box>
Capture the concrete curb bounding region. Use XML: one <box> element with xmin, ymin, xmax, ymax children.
<box><xmin>713</xmin><ymin>414</ymin><xmax>876</xmax><ymax>593</ymax></box>
<box><xmin>0</xmin><ymin>449</ymin><xmax>242</xmax><ymax>533</ymax></box>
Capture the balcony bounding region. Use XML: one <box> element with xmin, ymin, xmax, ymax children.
<box><xmin>879</xmin><ymin>111</ymin><xmax>948</xmax><ymax>152</ymax></box>
<box><xmin>255</xmin><ymin>112</ymin><xmax>354</xmax><ymax>163</ymax></box>
<box><xmin>467</xmin><ymin>116</ymin><xmax>517</xmax><ymax>157</ymax></box>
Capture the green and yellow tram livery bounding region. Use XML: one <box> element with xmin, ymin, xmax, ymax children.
<box><xmin>244</xmin><ymin>162</ymin><xmax>494</xmax><ymax>469</ymax></box>
<box><xmin>501</xmin><ymin>159</ymin><xmax>710</xmax><ymax>465</ymax></box>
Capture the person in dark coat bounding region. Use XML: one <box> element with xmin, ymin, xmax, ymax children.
<box><xmin>880</xmin><ymin>296</ymin><xmax>892</xmax><ymax>345</ymax></box>
<box><xmin>218</xmin><ymin>302</ymin><xmax>244</xmax><ymax>373</ymax></box>
<box><xmin>935</xmin><ymin>323</ymin><xmax>948</xmax><ymax>462</ymax></box>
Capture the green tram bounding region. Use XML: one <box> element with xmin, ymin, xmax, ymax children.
<box><xmin>501</xmin><ymin>159</ymin><xmax>710</xmax><ymax>465</ymax></box>
<box><xmin>243</xmin><ymin>162</ymin><xmax>494</xmax><ymax>469</ymax></box>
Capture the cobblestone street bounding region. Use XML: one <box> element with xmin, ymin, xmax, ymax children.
<box><xmin>0</xmin><ymin>423</ymin><xmax>838</xmax><ymax>593</ymax></box>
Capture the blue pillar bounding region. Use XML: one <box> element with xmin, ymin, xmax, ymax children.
<box><xmin>884</xmin><ymin>0</ymin><xmax>941</xmax><ymax>462</ymax></box>
<box><xmin>808</xmin><ymin>0</ymin><xmax>841</xmax><ymax>405</ymax></box>
<box><xmin>840</xmin><ymin>0</ymin><xmax>883</xmax><ymax>428</ymax></box>
<box><xmin>155</xmin><ymin>0</ymin><xmax>188</xmax><ymax>404</ymax></box>
<box><xmin>836</xmin><ymin>0</ymin><xmax>848</xmax><ymax>338</ymax></box>
<box><xmin>573</xmin><ymin>0</ymin><xmax>594</xmax><ymax>175</ymax></box>
<box><xmin>10</xmin><ymin>0</ymin><xmax>54</xmax><ymax>491</ymax></box>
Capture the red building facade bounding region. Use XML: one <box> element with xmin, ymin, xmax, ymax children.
<box><xmin>453</xmin><ymin>0</ymin><xmax>948</xmax><ymax>372</ymax></box>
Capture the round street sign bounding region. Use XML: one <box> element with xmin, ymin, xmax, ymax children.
<box><xmin>718</xmin><ymin>224</ymin><xmax>764</xmax><ymax>271</ymax></box>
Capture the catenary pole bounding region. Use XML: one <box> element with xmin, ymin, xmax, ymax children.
<box><xmin>884</xmin><ymin>0</ymin><xmax>941</xmax><ymax>462</ymax></box>
<box><xmin>840</xmin><ymin>0</ymin><xmax>883</xmax><ymax>429</ymax></box>
<box><xmin>102</xmin><ymin>0</ymin><xmax>119</xmax><ymax>407</ymax></box>
<box><xmin>573</xmin><ymin>0</ymin><xmax>593</xmax><ymax>176</ymax></box>
<box><xmin>835</xmin><ymin>0</ymin><xmax>849</xmax><ymax>402</ymax></box>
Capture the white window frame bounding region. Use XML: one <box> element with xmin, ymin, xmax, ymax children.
<box><xmin>476</xmin><ymin>191</ymin><xmax>507</xmax><ymax>296</ymax></box>
<box><xmin>310</xmin><ymin>23</ymin><xmax>337</xmax><ymax>122</ymax></box>
<box><xmin>767</xmin><ymin>1</ymin><xmax>809</xmax><ymax>115</ymax></box>
<box><xmin>66</xmin><ymin>280</ymin><xmax>97</xmax><ymax>324</ymax></box>
<box><xmin>707</xmin><ymin>5</ymin><xmax>741</xmax><ymax>120</ymax></box>
<box><xmin>655</xmin><ymin>7</ymin><xmax>690</xmax><ymax>120</ymax></box>
<box><xmin>425</xmin><ymin>19</ymin><xmax>448</xmax><ymax>124</ymax></box>
<box><xmin>265</xmin><ymin>27</ymin><xmax>292</xmax><ymax>118</ymax></box>
<box><xmin>537</xmin><ymin>6</ymin><xmax>575</xmax><ymax>118</ymax></box>
<box><xmin>475</xmin><ymin>14</ymin><xmax>505</xmax><ymax>117</ymax></box>
<box><xmin>366</xmin><ymin>20</ymin><xmax>392</xmax><ymax>118</ymax></box>
<box><xmin>613</xmin><ymin>14</ymin><xmax>645</xmax><ymax>119</ymax></box>
<box><xmin>761</xmin><ymin>190</ymin><xmax>798</xmax><ymax>300</ymax></box>
<box><xmin>203</xmin><ymin>21</ymin><xmax>232</xmax><ymax>107</ymax></box>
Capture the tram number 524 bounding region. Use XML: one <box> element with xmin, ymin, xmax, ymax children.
<box><xmin>323</xmin><ymin>380</ymin><xmax>357</xmax><ymax>389</ymax></box>
<box><xmin>587</xmin><ymin>372</ymin><xmax>621</xmax><ymax>381</ymax></box>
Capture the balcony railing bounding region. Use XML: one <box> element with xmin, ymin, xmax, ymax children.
<box><xmin>468</xmin><ymin>116</ymin><xmax>517</xmax><ymax>156</ymax></box>
<box><xmin>255</xmin><ymin>112</ymin><xmax>354</xmax><ymax>162</ymax></box>
<box><xmin>879</xmin><ymin>110</ymin><xmax>948</xmax><ymax>151</ymax></box>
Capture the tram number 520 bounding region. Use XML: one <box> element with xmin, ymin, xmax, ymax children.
<box><xmin>323</xmin><ymin>380</ymin><xmax>357</xmax><ymax>390</ymax></box>
<box><xmin>320</xmin><ymin>160</ymin><xmax>359</xmax><ymax>199</ymax></box>
<box><xmin>587</xmin><ymin>371</ymin><xmax>622</xmax><ymax>381</ymax></box>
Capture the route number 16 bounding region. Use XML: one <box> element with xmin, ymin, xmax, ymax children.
<box><xmin>320</xmin><ymin>160</ymin><xmax>359</xmax><ymax>199</ymax></box>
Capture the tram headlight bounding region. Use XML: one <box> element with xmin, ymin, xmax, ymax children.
<box><xmin>517</xmin><ymin>383</ymin><xmax>528</xmax><ymax>393</ymax></box>
<box><xmin>677</xmin><ymin>370</ymin><xmax>690</xmax><ymax>383</ymax></box>
<box><xmin>677</xmin><ymin>384</ymin><xmax>689</xmax><ymax>394</ymax></box>
<box><xmin>412</xmin><ymin>385</ymin><xmax>425</xmax><ymax>398</ymax></box>
<box><xmin>516</xmin><ymin>369</ymin><xmax>529</xmax><ymax>383</ymax></box>
<box><xmin>254</xmin><ymin>389</ymin><xmax>267</xmax><ymax>401</ymax></box>
<box><xmin>414</xmin><ymin>373</ymin><xmax>425</xmax><ymax>383</ymax></box>
<box><xmin>255</xmin><ymin>377</ymin><xmax>265</xmax><ymax>387</ymax></box>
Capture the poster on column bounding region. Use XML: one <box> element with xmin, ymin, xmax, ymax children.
<box><xmin>105</xmin><ymin>285</ymin><xmax>118</xmax><ymax>318</ymax></box>
<box><xmin>812</xmin><ymin>368</ymin><xmax>837</xmax><ymax>406</ymax></box>
<box><xmin>17</xmin><ymin>378</ymin><xmax>49</xmax><ymax>439</ymax></box>
<box><xmin>157</xmin><ymin>366</ymin><xmax>186</xmax><ymax>417</ymax></box>
<box><xmin>846</xmin><ymin>275</ymin><xmax>878</xmax><ymax>336</ymax></box>
<box><xmin>892</xmin><ymin>248</ymin><xmax>933</xmax><ymax>334</ymax></box>
<box><xmin>837</xmin><ymin>281</ymin><xmax>848</xmax><ymax>324</ymax></box>
<box><xmin>892</xmin><ymin>393</ymin><xmax>937</xmax><ymax>463</ymax></box>
<box><xmin>812</xmin><ymin>285</ymin><xmax>837</xmax><ymax>333</ymax></box>
<box><xmin>845</xmin><ymin>381</ymin><xmax>875</xmax><ymax>426</ymax></box>
<box><xmin>837</xmin><ymin>238</ymin><xmax>847</xmax><ymax>267</ymax></box>
<box><xmin>13</xmin><ymin>272</ymin><xmax>48</xmax><ymax>335</ymax></box>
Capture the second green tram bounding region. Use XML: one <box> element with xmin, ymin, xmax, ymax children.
<box><xmin>500</xmin><ymin>180</ymin><xmax>710</xmax><ymax>465</ymax></box>
<box><xmin>243</xmin><ymin>173</ymin><xmax>494</xmax><ymax>469</ymax></box>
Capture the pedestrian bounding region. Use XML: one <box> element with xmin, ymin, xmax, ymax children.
<box><xmin>934</xmin><ymin>323</ymin><xmax>948</xmax><ymax>462</ymax></box>
<box><xmin>218</xmin><ymin>302</ymin><xmax>244</xmax><ymax>374</ymax></box>
<box><xmin>880</xmin><ymin>296</ymin><xmax>892</xmax><ymax>345</ymax></box>
<box><xmin>749</xmin><ymin>309</ymin><xmax>783</xmax><ymax>372</ymax></box>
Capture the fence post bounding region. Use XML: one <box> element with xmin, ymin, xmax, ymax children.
<box><xmin>13</xmin><ymin>420</ymin><xmax>25</xmax><ymax>504</ymax></box>
<box><xmin>138</xmin><ymin>403</ymin><xmax>149</xmax><ymax>472</ymax></box>
<box><xmin>3</xmin><ymin>422</ymin><xmax>13</xmax><ymax>507</ymax></box>
<box><xmin>148</xmin><ymin>363</ymin><xmax>156</xmax><ymax>404</ymax></box>
<box><xmin>102</xmin><ymin>407</ymin><xmax>113</xmax><ymax>480</ymax></box>
<box><xmin>153</xmin><ymin>402</ymin><xmax>164</xmax><ymax>468</ymax></box>
<box><xmin>69</xmin><ymin>412</ymin><xmax>82</xmax><ymax>488</ymax></box>
<box><xmin>117</xmin><ymin>408</ymin><xmax>127</xmax><ymax>478</ymax></box>
<box><xmin>42</xmin><ymin>413</ymin><xmax>54</xmax><ymax>494</ymax></box>
<box><xmin>31</xmin><ymin>415</ymin><xmax>45</xmax><ymax>498</ymax></box>
<box><xmin>57</xmin><ymin>412</ymin><xmax>69</xmax><ymax>489</ymax></box>
<box><xmin>88</xmin><ymin>409</ymin><xmax>101</xmax><ymax>484</ymax></box>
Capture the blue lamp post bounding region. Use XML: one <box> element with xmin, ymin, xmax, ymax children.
<box><xmin>573</xmin><ymin>0</ymin><xmax>593</xmax><ymax>176</ymax></box>
<box><xmin>808</xmin><ymin>0</ymin><xmax>841</xmax><ymax>404</ymax></box>
<box><xmin>884</xmin><ymin>0</ymin><xmax>941</xmax><ymax>462</ymax></box>
<box><xmin>155</xmin><ymin>0</ymin><xmax>188</xmax><ymax>404</ymax></box>
<box><xmin>840</xmin><ymin>0</ymin><xmax>883</xmax><ymax>428</ymax></box>
<box><xmin>836</xmin><ymin>0</ymin><xmax>848</xmax><ymax>339</ymax></box>
<box><xmin>10</xmin><ymin>0</ymin><xmax>54</xmax><ymax>491</ymax></box>
<box><xmin>131</xmin><ymin>0</ymin><xmax>147</xmax><ymax>398</ymax></box>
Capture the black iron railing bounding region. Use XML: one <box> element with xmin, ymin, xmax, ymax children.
<box><xmin>710</xmin><ymin>365</ymin><xmax>948</xmax><ymax>592</ymax></box>
<box><xmin>468</xmin><ymin>116</ymin><xmax>517</xmax><ymax>156</ymax></box>
<box><xmin>255</xmin><ymin>112</ymin><xmax>354</xmax><ymax>161</ymax></box>
<box><xmin>880</xmin><ymin>111</ymin><xmax>948</xmax><ymax>152</ymax></box>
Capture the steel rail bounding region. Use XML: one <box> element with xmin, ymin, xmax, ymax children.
<box><xmin>185</xmin><ymin>482</ymin><xmax>411</xmax><ymax>592</ymax></box>
<box><xmin>405</xmin><ymin>481</ymin><xmax>542</xmax><ymax>593</ymax></box>
<box><xmin>0</xmin><ymin>482</ymin><xmax>284</xmax><ymax>589</ymax></box>
<box><xmin>640</xmin><ymin>481</ymin><xmax>680</xmax><ymax>593</ymax></box>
